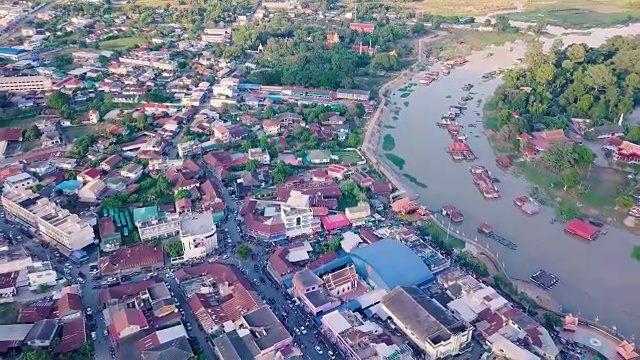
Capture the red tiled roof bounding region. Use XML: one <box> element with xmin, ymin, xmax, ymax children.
<box><xmin>370</xmin><ymin>182</ymin><xmax>392</xmax><ymax>194</ymax></box>
<box><xmin>99</xmin><ymin>280</ymin><xmax>157</xmax><ymax>305</ymax></box>
<box><xmin>0</xmin><ymin>271</ymin><xmax>18</xmax><ymax>289</ymax></box>
<box><xmin>153</xmin><ymin>311</ymin><xmax>181</xmax><ymax>329</ymax></box>
<box><xmin>308</xmin><ymin>252</ymin><xmax>338</xmax><ymax>270</ymax></box>
<box><xmin>54</xmin><ymin>317</ymin><xmax>86</xmax><ymax>354</ymax></box>
<box><xmin>182</xmin><ymin>159</ymin><xmax>201</xmax><ymax>173</ymax></box>
<box><xmin>200</xmin><ymin>179</ymin><xmax>218</xmax><ymax>200</ymax></box>
<box><xmin>79</xmin><ymin>167</ymin><xmax>101</xmax><ymax>179</ymax></box>
<box><xmin>17</xmin><ymin>301</ymin><xmax>54</xmax><ymax>323</ymax></box>
<box><xmin>359</xmin><ymin>228</ymin><xmax>380</xmax><ymax>244</ymax></box>
<box><xmin>57</xmin><ymin>293</ymin><xmax>83</xmax><ymax>318</ymax></box>
<box><xmin>0</xmin><ymin>127</ymin><xmax>22</xmax><ymax>141</ymax></box>
<box><xmin>137</xmin><ymin>331</ymin><xmax>161</xmax><ymax>352</ymax></box>
<box><xmin>268</xmin><ymin>247</ymin><xmax>293</xmax><ymax>276</ymax></box>
<box><xmin>99</xmin><ymin>217</ymin><xmax>117</xmax><ymax>237</ymax></box>
<box><xmin>98</xmin><ymin>244</ymin><xmax>164</xmax><ymax>276</ymax></box>
<box><xmin>320</xmin><ymin>214</ymin><xmax>350</xmax><ymax>231</ymax></box>
<box><xmin>177</xmin><ymin>263</ymin><xmax>260</xmax><ymax>329</ymax></box>
<box><xmin>101</xmin><ymin>154</ymin><xmax>123</xmax><ymax>168</ymax></box>
<box><xmin>112</xmin><ymin>308</ymin><xmax>148</xmax><ymax>340</ymax></box>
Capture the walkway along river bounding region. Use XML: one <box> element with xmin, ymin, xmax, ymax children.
<box><xmin>364</xmin><ymin>26</ymin><xmax>640</xmax><ymax>337</ymax></box>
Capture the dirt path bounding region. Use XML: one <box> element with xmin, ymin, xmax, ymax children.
<box><xmin>513</xmin><ymin>279</ymin><xmax>562</xmax><ymax>312</ymax></box>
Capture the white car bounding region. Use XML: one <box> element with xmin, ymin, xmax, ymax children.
<box><xmin>328</xmin><ymin>350</ymin><xmax>336</xmax><ymax>359</ymax></box>
<box><xmin>300</xmin><ymin>326</ymin><xmax>307</xmax><ymax>334</ymax></box>
<box><xmin>315</xmin><ymin>346</ymin><xmax>323</xmax><ymax>355</ymax></box>
<box><xmin>294</xmin><ymin>328</ymin><xmax>301</xmax><ymax>335</ymax></box>
<box><xmin>106</xmin><ymin>277</ymin><xmax>117</xmax><ymax>282</ymax></box>
<box><xmin>86</xmin><ymin>307</ymin><xmax>92</xmax><ymax>315</ymax></box>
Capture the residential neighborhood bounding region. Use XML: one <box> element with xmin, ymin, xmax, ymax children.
<box><xmin>0</xmin><ymin>0</ymin><xmax>637</xmax><ymax>359</ymax></box>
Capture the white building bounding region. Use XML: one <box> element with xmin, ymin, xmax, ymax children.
<box><xmin>0</xmin><ymin>76</ymin><xmax>53</xmax><ymax>92</ymax></box>
<box><xmin>4</xmin><ymin>173</ymin><xmax>37</xmax><ymax>192</ymax></box>
<box><xmin>247</xmin><ymin>148</ymin><xmax>270</xmax><ymax>164</ymax></box>
<box><xmin>137</xmin><ymin>213</ymin><xmax>181</xmax><ymax>242</ymax></box>
<box><xmin>2</xmin><ymin>189</ymin><xmax>96</xmax><ymax>251</ymax></box>
<box><xmin>180</xmin><ymin>211</ymin><xmax>217</xmax><ymax>260</ymax></box>
<box><xmin>382</xmin><ymin>286</ymin><xmax>473</xmax><ymax>360</ymax></box>
<box><xmin>26</xmin><ymin>261</ymin><xmax>56</xmax><ymax>291</ymax></box>
<box><xmin>280</xmin><ymin>191</ymin><xmax>313</xmax><ymax>238</ymax></box>
<box><xmin>0</xmin><ymin>245</ymin><xmax>32</xmax><ymax>275</ymax></box>
<box><xmin>201</xmin><ymin>28</ymin><xmax>231</xmax><ymax>43</ymax></box>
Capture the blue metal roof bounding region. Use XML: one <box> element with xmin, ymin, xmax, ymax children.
<box><xmin>54</xmin><ymin>180</ymin><xmax>83</xmax><ymax>192</ymax></box>
<box><xmin>350</xmin><ymin>239</ymin><xmax>434</xmax><ymax>290</ymax></box>
<box><xmin>0</xmin><ymin>47</ymin><xmax>27</xmax><ymax>55</ymax></box>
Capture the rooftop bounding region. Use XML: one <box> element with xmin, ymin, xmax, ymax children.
<box><xmin>180</xmin><ymin>211</ymin><xmax>216</xmax><ymax>237</ymax></box>
<box><xmin>382</xmin><ymin>286</ymin><xmax>470</xmax><ymax>345</ymax></box>
<box><xmin>98</xmin><ymin>244</ymin><xmax>164</xmax><ymax>276</ymax></box>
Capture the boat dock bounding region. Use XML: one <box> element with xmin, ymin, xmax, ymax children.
<box><xmin>478</xmin><ymin>223</ymin><xmax>517</xmax><ymax>250</ymax></box>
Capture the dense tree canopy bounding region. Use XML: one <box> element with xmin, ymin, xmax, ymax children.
<box><xmin>496</xmin><ymin>36</ymin><xmax>640</xmax><ymax>131</ymax></box>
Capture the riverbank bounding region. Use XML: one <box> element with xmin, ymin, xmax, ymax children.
<box><xmin>365</xmin><ymin>24</ymin><xmax>640</xmax><ymax>337</ymax></box>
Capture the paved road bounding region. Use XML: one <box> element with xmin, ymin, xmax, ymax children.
<box><xmin>0</xmin><ymin>0</ymin><xmax>64</xmax><ymax>44</ymax></box>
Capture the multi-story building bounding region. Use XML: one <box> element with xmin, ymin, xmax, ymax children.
<box><xmin>0</xmin><ymin>76</ymin><xmax>53</xmax><ymax>92</ymax></box>
<box><xmin>4</xmin><ymin>172</ymin><xmax>37</xmax><ymax>192</ymax></box>
<box><xmin>201</xmin><ymin>28</ymin><xmax>232</xmax><ymax>43</ymax></box>
<box><xmin>179</xmin><ymin>211</ymin><xmax>217</xmax><ymax>261</ymax></box>
<box><xmin>2</xmin><ymin>189</ymin><xmax>96</xmax><ymax>251</ymax></box>
<box><xmin>136</xmin><ymin>213</ymin><xmax>181</xmax><ymax>242</ymax></box>
<box><xmin>381</xmin><ymin>286</ymin><xmax>473</xmax><ymax>359</ymax></box>
<box><xmin>0</xmin><ymin>243</ymin><xmax>32</xmax><ymax>275</ymax></box>
<box><xmin>280</xmin><ymin>191</ymin><xmax>313</xmax><ymax>238</ymax></box>
<box><xmin>26</xmin><ymin>261</ymin><xmax>56</xmax><ymax>291</ymax></box>
<box><xmin>336</xmin><ymin>88</ymin><xmax>371</xmax><ymax>101</ymax></box>
<box><xmin>118</xmin><ymin>56</ymin><xmax>176</xmax><ymax>70</ymax></box>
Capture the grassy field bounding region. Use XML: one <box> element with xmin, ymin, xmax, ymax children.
<box><xmin>60</xmin><ymin>125</ymin><xmax>100</xmax><ymax>142</ymax></box>
<box><xmin>335</xmin><ymin>149</ymin><xmax>365</xmax><ymax>165</ymax></box>
<box><xmin>505</xmin><ymin>1</ymin><xmax>640</xmax><ymax>28</ymax></box>
<box><xmin>411</xmin><ymin>0</ymin><xmax>520</xmax><ymax>16</ymax></box>
<box><xmin>457</xmin><ymin>31</ymin><xmax>533</xmax><ymax>50</ymax></box>
<box><xmin>385</xmin><ymin>153</ymin><xmax>406</xmax><ymax>170</ymax></box>
<box><xmin>0</xmin><ymin>303</ymin><xmax>17</xmax><ymax>325</ymax></box>
<box><xmin>382</xmin><ymin>134</ymin><xmax>396</xmax><ymax>151</ymax></box>
<box><xmin>99</xmin><ymin>37</ymin><xmax>148</xmax><ymax>50</ymax></box>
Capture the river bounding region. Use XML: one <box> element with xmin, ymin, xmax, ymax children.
<box><xmin>377</xmin><ymin>26</ymin><xmax>640</xmax><ymax>337</ymax></box>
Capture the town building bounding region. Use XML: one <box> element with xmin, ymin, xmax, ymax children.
<box><xmin>336</xmin><ymin>88</ymin><xmax>371</xmax><ymax>101</ymax></box>
<box><xmin>345</xmin><ymin>202</ymin><xmax>371</xmax><ymax>226</ymax></box>
<box><xmin>98</xmin><ymin>243</ymin><xmax>164</xmax><ymax>276</ymax></box>
<box><xmin>26</xmin><ymin>261</ymin><xmax>56</xmax><ymax>291</ymax></box>
<box><xmin>134</xmin><ymin>206</ymin><xmax>181</xmax><ymax>242</ymax></box>
<box><xmin>382</xmin><ymin>286</ymin><xmax>473</xmax><ymax>359</ymax></box>
<box><xmin>25</xmin><ymin>319</ymin><xmax>59</xmax><ymax>347</ymax></box>
<box><xmin>0</xmin><ymin>76</ymin><xmax>51</xmax><ymax>92</ymax></box>
<box><xmin>99</xmin><ymin>217</ymin><xmax>122</xmax><ymax>252</ymax></box>
<box><xmin>4</xmin><ymin>173</ymin><xmax>37</xmax><ymax>192</ymax></box>
<box><xmin>2</xmin><ymin>189</ymin><xmax>96</xmax><ymax>250</ymax></box>
<box><xmin>212</xmin><ymin>305</ymin><xmax>292</xmax><ymax>359</ymax></box>
<box><xmin>280</xmin><ymin>191</ymin><xmax>314</xmax><ymax>238</ymax></box>
<box><xmin>201</xmin><ymin>28</ymin><xmax>232</xmax><ymax>44</ymax></box>
<box><xmin>321</xmin><ymin>309</ymin><xmax>415</xmax><ymax>360</ymax></box>
<box><xmin>179</xmin><ymin>211</ymin><xmax>218</xmax><ymax>261</ymax></box>
<box><xmin>0</xmin><ymin>244</ymin><xmax>32</xmax><ymax>275</ymax></box>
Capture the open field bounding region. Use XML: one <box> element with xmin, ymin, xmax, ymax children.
<box><xmin>60</xmin><ymin>124</ymin><xmax>100</xmax><ymax>142</ymax></box>
<box><xmin>429</xmin><ymin>31</ymin><xmax>532</xmax><ymax>60</ymax></box>
<box><xmin>410</xmin><ymin>0</ymin><xmax>520</xmax><ymax>16</ymax></box>
<box><xmin>335</xmin><ymin>149</ymin><xmax>365</xmax><ymax>165</ymax></box>
<box><xmin>99</xmin><ymin>37</ymin><xmax>148</xmax><ymax>50</ymax></box>
<box><xmin>505</xmin><ymin>1</ymin><xmax>640</xmax><ymax>28</ymax></box>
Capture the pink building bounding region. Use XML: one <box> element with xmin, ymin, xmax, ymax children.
<box><xmin>292</xmin><ymin>268</ymin><xmax>340</xmax><ymax>315</ymax></box>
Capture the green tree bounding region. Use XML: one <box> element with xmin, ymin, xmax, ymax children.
<box><xmin>271</xmin><ymin>161</ymin><xmax>293</xmax><ymax>183</ymax></box>
<box><xmin>584</xmin><ymin>64</ymin><xmax>616</xmax><ymax>91</ymax></box>
<box><xmin>263</xmin><ymin>106</ymin><xmax>276</xmax><ymax>118</ymax></box>
<box><xmin>615</xmin><ymin>195</ymin><xmax>635</xmax><ymax>208</ymax></box>
<box><xmin>627</xmin><ymin>126</ymin><xmax>640</xmax><ymax>142</ymax></box>
<box><xmin>543</xmin><ymin>313</ymin><xmax>562</xmax><ymax>330</ymax></box>
<box><xmin>573</xmin><ymin>144</ymin><xmax>596</xmax><ymax>167</ymax></box>
<box><xmin>354</xmin><ymin>102</ymin><xmax>366</xmax><ymax>118</ymax></box>
<box><xmin>176</xmin><ymin>189</ymin><xmax>191</xmax><ymax>200</ymax></box>
<box><xmin>236</xmin><ymin>244</ymin><xmax>252</xmax><ymax>260</ymax></box>
<box><xmin>98</xmin><ymin>54</ymin><xmax>110</xmax><ymax>65</ymax></box>
<box><xmin>47</xmin><ymin>91</ymin><xmax>70</xmax><ymax>110</ymax></box>
<box><xmin>18</xmin><ymin>347</ymin><xmax>50</xmax><ymax>360</ymax></box>
<box><xmin>64</xmin><ymin>170</ymin><xmax>78</xmax><ymax>180</ymax></box>
<box><xmin>22</xmin><ymin>125</ymin><xmax>42</xmax><ymax>141</ymax></box>
<box><xmin>541</xmin><ymin>143</ymin><xmax>577</xmax><ymax>174</ymax></box>
<box><xmin>166</xmin><ymin>240</ymin><xmax>184</xmax><ymax>258</ymax></box>
<box><xmin>411</xmin><ymin>22</ymin><xmax>427</xmax><ymax>35</ymax></box>
<box><xmin>240</xmin><ymin>140</ymin><xmax>252</xmax><ymax>151</ymax></box>
<box><xmin>53</xmin><ymin>53</ymin><xmax>73</xmax><ymax>69</ymax></box>
<box><xmin>245</xmin><ymin>159</ymin><xmax>260</xmax><ymax>172</ymax></box>
<box><xmin>561</xmin><ymin>169</ymin><xmax>581</xmax><ymax>190</ymax></box>
<box><xmin>31</xmin><ymin>184</ymin><xmax>44</xmax><ymax>193</ymax></box>
<box><xmin>346</xmin><ymin>132</ymin><xmax>361</xmax><ymax>148</ymax></box>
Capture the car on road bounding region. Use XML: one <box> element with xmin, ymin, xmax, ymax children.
<box><xmin>328</xmin><ymin>350</ymin><xmax>336</xmax><ymax>359</ymax></box>
<box><xmin>315</xmin><ymin>346</ymin><xmax>323</xmax><ymax>355</ymax></box>
<box><xmin>294</xmin><ymin>328</ymin><xmax>300</xmax><ymax>335</ymax></box>
<box><xmin>300</xmin><ymin>326</ymin><xmax>307</xmax><ymax>334</ymax></box>
<box><xmin>106</xmin><ymin>277</ymin><xmax>117</xmax><ymax>282</ymax></box>
<box><xmin>86</xmin><ymin>307</ymin><xmax>92</xmax><ymax>315</ymax></box>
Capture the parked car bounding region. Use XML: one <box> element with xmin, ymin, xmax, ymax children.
<box><xmin>315</xmin><ymin>346</ymin><xmax>323</xmax><ymax>355</ymax></box>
